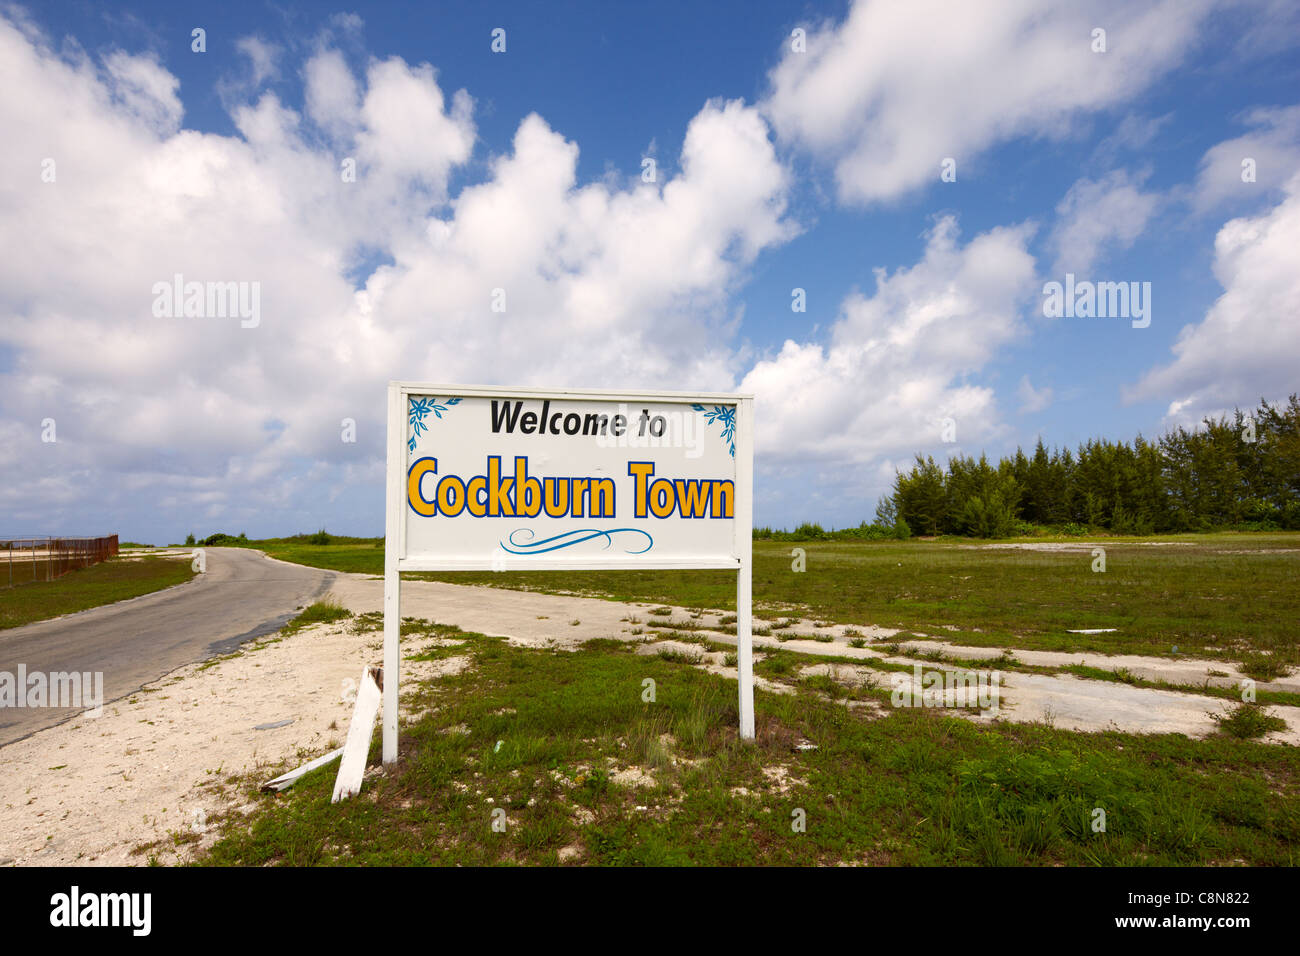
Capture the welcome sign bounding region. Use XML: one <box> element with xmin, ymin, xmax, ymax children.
<box><xmin>399</xmin><ymin>389</ymin><xmax>745</xmax><ymax>569</ymax></box>
<box><xmin>381</xmin><ymin>383</ymin><xmax>756</xmax><ymax>759</ymax></box>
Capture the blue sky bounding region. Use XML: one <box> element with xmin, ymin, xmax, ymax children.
<box><xmin>1</xmin><ymin>0</ymin><xmax>1298</xmax><ymax>543</ymax></box>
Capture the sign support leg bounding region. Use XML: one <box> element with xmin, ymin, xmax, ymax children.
<box><xmin>738</xmin><ymin>564</ymin><xmax>754</xmax><ymax>739</ymax></box>
<box><xmin>736</xmin><ymin>395</ymin><xmax>755</xmax><ymax>740</ymax></box>
<box><xmin>382</xmin><ymin>568</ymin><xmax>399</xmax><ymax>763</ymax></box>
<box><xmin>382</xmin><ymin>381</ymin><xmax>404</xmax><ymax>764</ymax></box>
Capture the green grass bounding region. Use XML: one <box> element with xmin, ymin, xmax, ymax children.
<box><xmin>280</xmin><ymin>599</ymin><xmax>352</xmax><ymax>636</ymax></box>
<box><xmin>1240</xmin><ymin>652</ymin><xmax>1292</xmax><ymax>681</ymax></box>
<box><xmin>197</xmin><ymin>627</ymin><xmax>1300</xmax><ymax>866</ymax></box>
<box><xmin>176</xmin><ymin>531</ymin><xmax>1300</xmax><ymax>866</ymax></box>
<box><xmin>248</xmin><ymin>532</ymin><xmax>1300</xmax><ymax>667</ymax></box>
<box><xmin>1215</xmin><ymin>704</ymin><xmax>1290</xmax><ymax>740</ymax></box>
<box><xmin>0</xmin><ymin>555</ymin><xmax>196</xmax><ymax>630</ymax></box>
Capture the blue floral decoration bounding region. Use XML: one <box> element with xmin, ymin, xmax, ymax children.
<box><xmin>692</xmin><ymin>403</ymin><xmax>736</xmax><ymax>457</ymax></box>
<box><xmin>408</xmin><ymin>397</ymin><xmax>461</xmax><ymax>453</ymax></box>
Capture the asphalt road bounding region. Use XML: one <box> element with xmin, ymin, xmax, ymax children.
<box><xmin>0</xmin><ymin>548</ymin><xmax>335</xmax><ymax>747</ymax></box>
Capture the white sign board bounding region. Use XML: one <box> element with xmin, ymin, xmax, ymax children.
<box><xmin>382</xmin><ymin>383</ymin><xmax>755</xmax><ymax>760</ymax></box>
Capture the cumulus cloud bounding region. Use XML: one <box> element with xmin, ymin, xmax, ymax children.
<box><xmin>103</xmin><ymin>49</ymin><xmax>183</xmax><ymax>135</ymax></box>
<box><xmin>1126</xmin><ymin>171</ymin><xmax>1300</xmax><ymax>421</ymax></box>
<box><xmin>355</xmin><ymin>57</ymin><xmax>474</xmax><ymax>193</ymax></box>
<box><xmin>764</xmin><ymin>0</ymin><xmax>1211</xmax><ymax>204</ymax></box>
<box><xmin>741</xmin><ymin>216</ymin><xmax>1038</xmax><ymax>466</ymax></box>
<box><xmin>1190</xmin><ymin>105</ymin><xmax>1300</xmax><ymax>213</ymax></box>
<box><xmin>360</xmin><ymin>97</ymin><xmax>794</xmax><ymax>391</ymax></box>
<box><xmin>303</xmin><ymin>47</ymin><xmax>360</xmax><ymax>140</ymax></box>
<box><xmin>1048</xmin><ymin>169</ymin><xmax>1159</xmax><ymax>274</ymax></box>
<box><xmin>236</xmin><ymin>36</ymin><xmax>279</xmax><ymax>87</ymax></box>
<box><xmin>0</xmin><ymin>13</ymin><xmax>795</xmax><ymax>536</ymax></box>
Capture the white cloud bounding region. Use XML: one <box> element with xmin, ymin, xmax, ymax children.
<box><xmin>764</xmin><ymin>0</ymin><xmax>1211</xmax><ymax>204</ymax></box>
<box><xmin>740</xmin><ymin>216</ymin><xmax>1038</xmax><ymax>466</ymax></box>
<box><xmin>303</xmin><ymin>47</ymin><xmax>360</xmax><ymax>140</ymax></box>
<box><xmin>103</xmin><ymin>49</ymin><xmax>183</xmax><ymax>135</ymax></box>
<box><xmin>1092</xmin><ymin>112</ymin><xmax>1174</xmax><ymax>165</ymax></box>
<box><xmin>0</xmin><ymin>14</ymin><xmax>795</xmax><ymax>536</ymax></box>
<box><xmin>355</xmin><ymin>57</ymin><xmax>474</xmax><ymax>193</ymax></box>
<box><xmin>1126</xmin><ymin>171</ymin><xmax>1300</xmax><ymax>420</ymax></box>
<box><xmin>363</xmin><ymin>97</ymin><xmax>794</xmax><ymax>389</ymax></box>
<box><xmin>236</xmin><ymin>36</ymin><xmax>279</xmax><ymax>87</ymax></box>
<box><xmin>1190</xmin><ymin>105</ymin><xmax>1300</xmax><ymax>213</ymax></box>
<box><xmin>1049</xmin><ymin>169</ymin><xmax>1159</xmax><ymax>274</ymax></box>
<box><xmin>1226</xmin><ymin>0</ymin><xmax>1300</xmax><ymax>58</ymax></box>
<box><xmin>1017</xmin><ymin>375</ymin><xmax>1054</xmax><ymax>414</ymax></box>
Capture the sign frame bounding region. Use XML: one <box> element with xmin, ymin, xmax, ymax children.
<box><xmin>381</xmin><ymin>381</ymin><xmax>755</xmax><ymax>762</ymax></box>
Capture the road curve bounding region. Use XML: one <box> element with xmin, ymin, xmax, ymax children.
<box><xmin>0</xmin><ymin>548</ymin><xmax>335</xmax><ymax>747</ymax></box>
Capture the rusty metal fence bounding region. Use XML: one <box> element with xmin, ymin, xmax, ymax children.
<box><xmin>1</xmin><ymin>535</ymin><xmax>119</xmax><ymax>588</ymax></box>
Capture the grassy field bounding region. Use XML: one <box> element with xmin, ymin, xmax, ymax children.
<box><xmin>0</xmin><ymin>555</ymin><xmax>195</xmax><ymax>629</ymax></box>
<box><xmin>197</xmin><ymin>617</ymin><xmax>1300</xmax><ymax>866</ymax></box>
<box><xmin>249</xmin><ymin>532</ymin><xmax>1300</xmax><ymax>669</ymax></box>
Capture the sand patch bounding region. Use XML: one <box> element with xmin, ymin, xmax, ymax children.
<box><xmin>610</xmin><ymin>766</ymin><xmax>656</xmax><ymax>788</ymax></box>
<box><xmin>0</xmin><ymin>609</ymin><xmax>467</xmax><ymax>867</ymax></box>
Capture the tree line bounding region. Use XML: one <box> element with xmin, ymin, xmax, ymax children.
<box><xmin>876</xmin><ymin>396</ymin><xmax>1300</xmax><ymax>537</ymax></box>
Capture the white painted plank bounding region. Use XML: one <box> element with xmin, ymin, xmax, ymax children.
<box><xmin>261</xmin><ymin>748</ymin><xmax>344</xmax><ymax>792</ymax></box>
<box><xmin>395</xmin><ymin>556</ymin><xmax>741</xmax><ymax>572</ymax></box>
<box><xmin>332</xmin><ymin>667</ymin><xmax>383</xmax><ymax>803</ymax></box>
<box><xmin>392</xmin><ymin>381</ymin><xmax>752</xmax><ymax>404</ymax></box>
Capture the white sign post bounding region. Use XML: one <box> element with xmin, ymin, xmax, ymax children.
<box><xmin>382</xmin><ymin>382</ymin><xmax>754</xmax><ymax>763</ymax></box>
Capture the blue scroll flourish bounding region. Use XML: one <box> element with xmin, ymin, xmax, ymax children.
<box><xmin>500</xmin><ymin>527</ymin><xmax>653</xmax><ymax>555</ymax></box>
